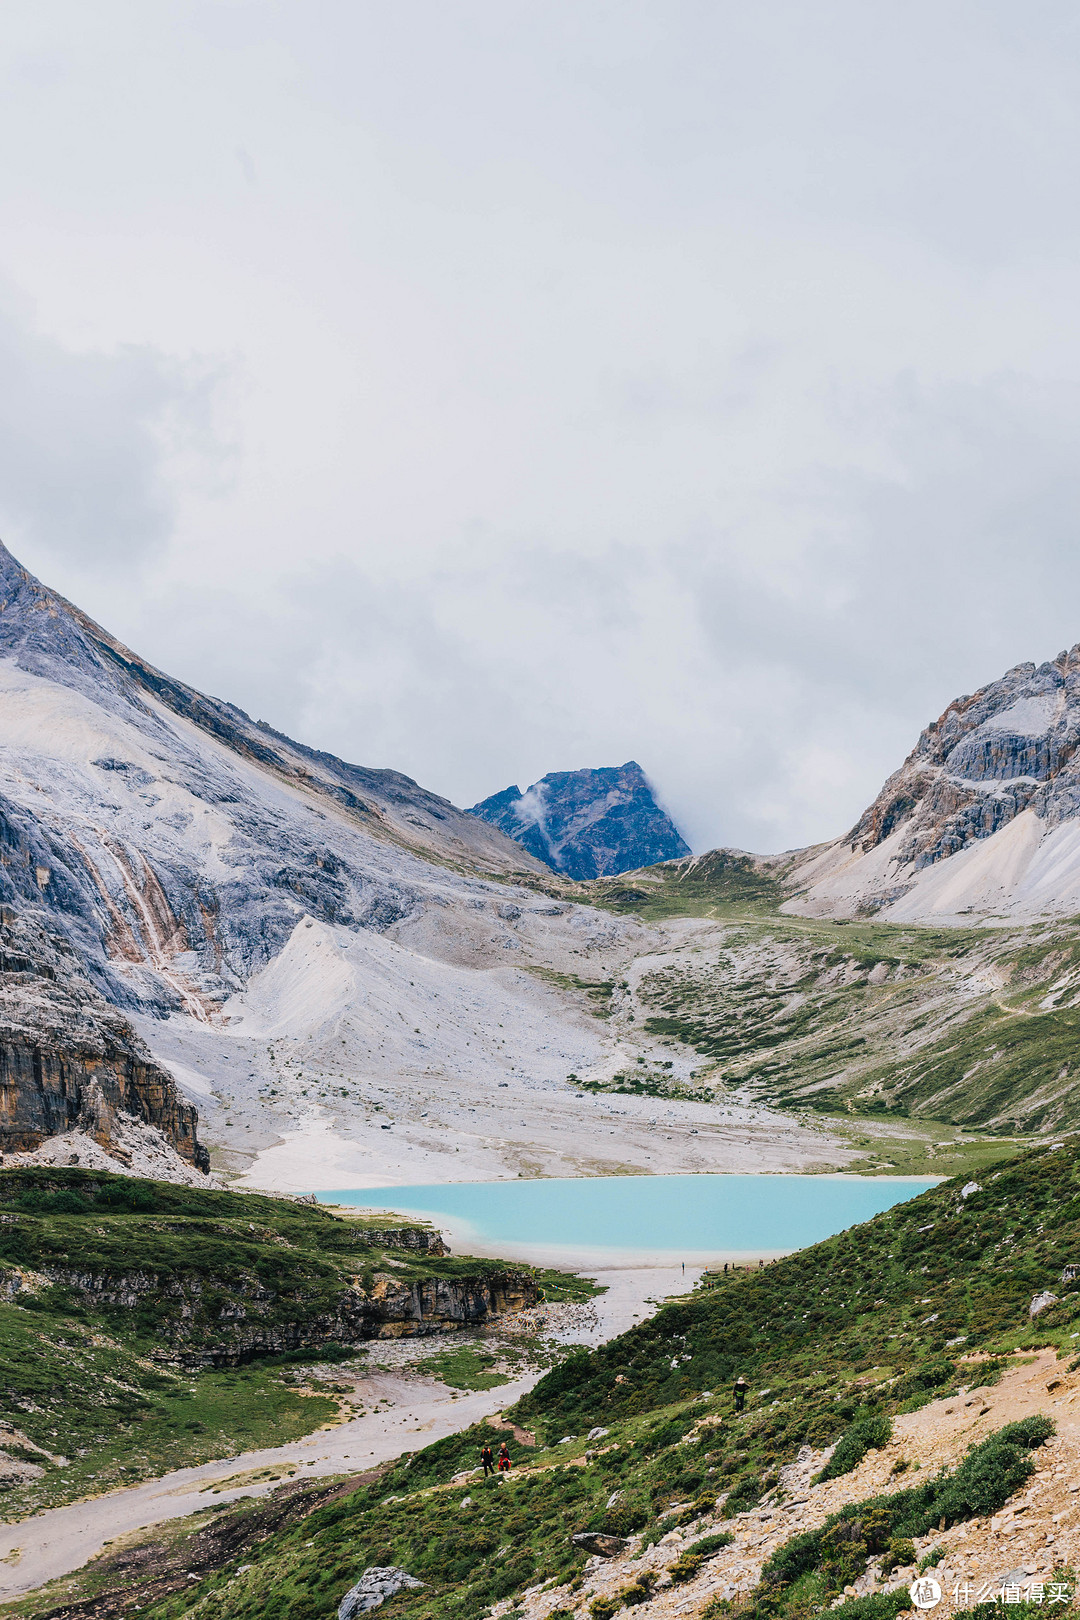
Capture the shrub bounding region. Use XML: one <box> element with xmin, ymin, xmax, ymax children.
<box><xmin>929</xmin><ymin>1415</ymin><xmax>1053</xmax><ymax>1526</ymax></box>
<box><xmin>604</xmin><ymin>1491</ymin><xmax>651</xmax><ymax>1535</ymax></box>
<box><xmin>669</xmin><ymin>1552</ymin><xmax>705</xmax><ymax>1583</ymax></box>
<box><xmin>818</xmin><ymin>1412</ymin><xmax>893</xmax><ymax>1481</ymax></box>
<box><xmin>882</xmin><ymin>1537</ymin><xmax>916</xmax><ymax>1573</ymax></box>
<box><xmin>689</xmin><ymin>1531</ymin><xmax>734</xmax><ymax>1557</ymax></box>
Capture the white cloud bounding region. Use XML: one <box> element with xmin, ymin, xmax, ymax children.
<box><xmin>3</xmin><ymin>2</ymin><xmax>1080</xmax><ymax>854</ymax></box>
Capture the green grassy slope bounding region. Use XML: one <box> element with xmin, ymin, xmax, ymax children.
<box><xmin>113</xmin><ymin>1141</ymin><xmax>1080</xmax><ymax>1620</ymax></box>
<box><xmin>586</xmin><ymin>877</ymin><xmax>1080</xmax><ymax>1138</ymax></box>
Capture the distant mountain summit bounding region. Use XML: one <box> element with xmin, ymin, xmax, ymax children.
<box><xmin>779</xmin><ymin>643</ymin><xmax>1080</xmax><ymax>922</ymax></box>
<box><xmin>468</xmin><ymin>762</ymin><xmax>690</xmax><ymax>880</ymax></box>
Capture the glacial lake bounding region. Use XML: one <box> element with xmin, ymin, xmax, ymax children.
<box><xmin>317</xmin><ymin>1174</ymin><xmax>938</xmax><ymax>1266</ymax></box>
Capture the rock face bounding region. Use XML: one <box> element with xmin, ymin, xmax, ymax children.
<box><xmin>468</xmin><ymin>762</ymin><xmax>690</xmax><ymax>879</ymax></box>
<box><xmin>0</xmin><ymin>540</ymin><xmax>546</xmax><ymax>1020</ymax></box>
<box><xmin>848</xmin><ymin>648</ymin><xmax>1080</xmax><ymax>870</ymax></box>
<box><xmin>778</xmin><ymin>644</ymin><xmax>1080</xmax><ymax>922</ymax></box>
<box><xmin>6</xmin><ymin>1257</ymin><xmax>538</xmax><ymax>1367</ymax></box>
<box><xmin>0</xmin><ymin>909</ymin><xmax>207</xmax><ymax>1171</ymax></box>
<box><xmin>339</xmin><ymin>1569</ymin><xmax>425</xmax><ymax>1619</ymax></box>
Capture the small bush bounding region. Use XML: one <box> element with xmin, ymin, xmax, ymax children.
<box><xmin>604</xmin><ymin>1492</ymin><xmax>651</xmax><ymax>1535</ymax></box>
<box><xmin>674</xmin><ymin>1492</ymin><xmax>716</xmax><ymax>1526</ymax></box>
<box><xmin>669</xmin><ymin>1552</ymin><xmax>705</xmax><ymax>1584</ymax></box>
<box><xmin>689</xmin><ymin>1531</ymin><xmax>734</xmax><ymax>1557</ymax></box>
<box><xmin>883</xmin><ymin>1537</ymin><xmax>916</xmax><ymax>1573</ymax></box>
<box><xmin>930</xmin><ymin>1414</ymin><xmax>1052</xmax><ymax>1525</ymax></box>
<box><xmin>819</xmin><ymin>1412</ymin><xmax>893</xmax><ymax>1481</ymax></box>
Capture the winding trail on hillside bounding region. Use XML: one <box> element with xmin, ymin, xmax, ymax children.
<box><xmin>0</xmin><ymin>1264</ymin><xmax>697</xmax><ymax>1602</ymax></box>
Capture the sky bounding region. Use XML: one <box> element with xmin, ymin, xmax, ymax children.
<box><xmin>4</xmin><ymin>2</ymin><xmax>1080</xmax><ymax>855</ymax></box>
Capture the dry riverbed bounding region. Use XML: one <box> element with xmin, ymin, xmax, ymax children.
<box><xmin>0</xmin><ymin>1264</ymin><xmax>697</xmax><ymax>1607</ymax></box>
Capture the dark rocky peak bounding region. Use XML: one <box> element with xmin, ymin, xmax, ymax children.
<box><xmin>468</xmin><ymin>761</ymin><xmax>690</xmax><ymax>880</ymax></box>
<box><xmin>847</xmin><ymin>643</ymin><xmax>1080</xmax><ymax>876</ymax></box>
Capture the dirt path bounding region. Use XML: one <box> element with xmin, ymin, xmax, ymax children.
<box><xmin>0</xmin><ymin>1264</ymin><xmax>696</xmax><ymax>1602</ymax></box>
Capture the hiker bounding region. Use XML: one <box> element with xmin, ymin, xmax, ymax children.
<box><xmin>733</xmin><ymin>1375</ymin><xmax>749</xmax><ymax>1414</ymax></box>
<box><xmin>480</xmin><ymin>1444</ymin><xmax>495</xmax><ymax>1477</ymax></box>
<box><xmin>497</xmin><ymin>1442</ymin><xmax>511</xmax><ymax>1472</ymax></box>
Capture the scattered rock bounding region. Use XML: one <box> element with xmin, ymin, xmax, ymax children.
<box><xmin>1030</xmin><ymin>1292</ymin><xmax>1059</xmax><ymax>1317</ymax></box>
<box><xmin>338</xmin><ymin>1567</ymin><xmax>425</xmax><ymax>1619</ymax></box>
<box><xmin>588</xmin><ymin>1426</ymin><xmax>611</xmax><ymax>1442</ymax></box>
<box><xmin>571</xmin><ymin>1533</ymin><xmax>628</xmax><ymax>1558</ymax></box>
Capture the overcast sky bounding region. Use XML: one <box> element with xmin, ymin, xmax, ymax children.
<box><xmin>3</xmin><ymin>3</ymin><xmax>1080</xmax><ymax>854</ymax></box>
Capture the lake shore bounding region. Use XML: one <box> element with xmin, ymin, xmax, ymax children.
<box><xmin>317</xmin><ymin>1170</ymin><xmax>937</xmax><ymax>1270</ymax></box>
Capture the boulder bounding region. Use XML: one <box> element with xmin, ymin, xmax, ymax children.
<box><xmin>572</xmin><ymin>1532</ymin><xmax>628</xmax><ymax>1558</ymax></box>
<box><xmin>338</xmin><ymin>1568</ymin><xmax>425</xmax><ymax>1619</ymax></box>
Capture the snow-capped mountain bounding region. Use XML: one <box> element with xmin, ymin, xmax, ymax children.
<box><xmin>783</xmin><ymin>645</ymin><xmax>1080</xmax><ymax>922</ymax></box>
<box><xmin>468</xmin><ymin>762</ymin><xmax>690</xmax><ymax>880</ymax></box>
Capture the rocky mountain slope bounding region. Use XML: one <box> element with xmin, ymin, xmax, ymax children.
<box><xmin>0</xmin><ymin>541</ymin><xmax>769</xmax><ymax>1184</ymax></box>
<box><xmin>469</xmin><ymin>762</ymin><xmax>690</xmax><ymax>880</ymax></box>
<box><xmin>0</xmin><ymin>907</ymin><xmax>207</xmax><ymax>1173</ymax></box>
<box><xmin>781</xmin><ymin>645</ymin><xmax>1080</xmax><ymax>923</ymax></box>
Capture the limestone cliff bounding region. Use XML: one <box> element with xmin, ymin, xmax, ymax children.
<box><xmin>0</xmin><ymin>911</ymin><xmax>208</xmax><ymax>1171</ymax></box>
<box><xmin>775</xmin><ymin>644</ymin><xmax>1080</xmax><ymax>922</ymax></box>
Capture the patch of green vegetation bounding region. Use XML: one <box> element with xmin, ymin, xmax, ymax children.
<box><xmin>571</xmin><ymin>1065</ymin><xmax>716</xmax><ymax>1103</ymax></box>
<box><xmin>413</xmin><ymin>1346</ymin><xmax>508</xmax><ymax>1390</ymax></box>
<box><xmin>587</xmin><ymin>850</ymin><xmax>785</xmax><ymax>919</ymax></box>
<box><xmin>527</xmin><ymin>967</ymin><xmax>617</xmax><ymax>1016</ymax></box>
<box><xmin>534</xmin><ymin>1268</ymin><xmax>607</xmax><ymax>1303</ymax></box>
<box><xmin>817</xmin><ymin>1410</ymin><xmax>892</xmax><ymax>1480</ymax></box>
<box><xmin>0</xmin><ymin>1301</ymin><xmax>338</xmax><ymax>1517</ymax></box>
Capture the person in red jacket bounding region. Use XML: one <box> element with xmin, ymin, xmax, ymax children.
<box><xmin>497</xmin><ymin>1442</ymin><xmax>511</xmax><ymax>1472</ymax></box>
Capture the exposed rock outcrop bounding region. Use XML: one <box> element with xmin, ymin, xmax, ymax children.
<box><xmin>5</xmin><ymin>1259</ymin><xmax>538</xmax><ymax>1367</ymax></box>
<box><xmin>0</xmin><ymin>910</ymin><xmax>207</xmax><ymax>1171</ymax></box>
<box><xmin>767</xmin><ymin>643</ymin><xmax>1080</xmax><ymax>921</ymax></box>
<box><xmin>469</xmin><ymin>762</ymin><xmax>690</xmax><ymax>880</ymax></box>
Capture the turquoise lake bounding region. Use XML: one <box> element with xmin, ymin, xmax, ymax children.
<box><xmin>317</xmin><ymin>1174</ymin><xmax>937</xmax><ymax>1263</ymax></box>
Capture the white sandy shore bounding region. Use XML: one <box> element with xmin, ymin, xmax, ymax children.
<box><xmin>0</xmin><ymin>1264</ymin><xmax>696</xmax><ymax>1602</ymax></box>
